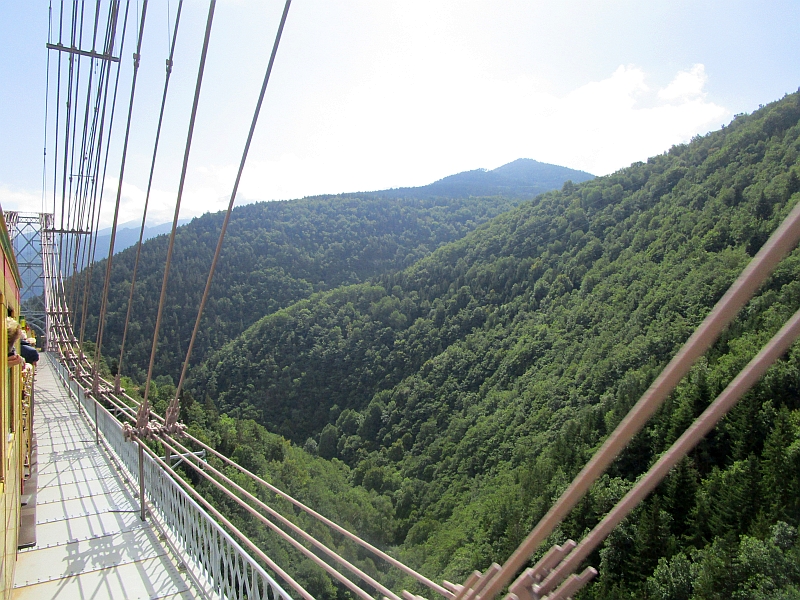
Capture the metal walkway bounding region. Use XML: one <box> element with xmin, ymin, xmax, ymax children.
<box><xmin>12</xmin><ymin>355</ymin><xmax>197</xmax><ymax>600</ymax></box>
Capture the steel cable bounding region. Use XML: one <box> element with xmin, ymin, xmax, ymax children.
<box><xmin>140</xmin><ymin>0</ymin><xmax>216</xmax><ymax>406</ymax></box>
<box><xmin>535</xmin><ymin>306</ymin><xmax>800</xmax><ymax>596</ymax></box>
<box><xmin>171</xmin><ymin>0</ymin><xmax>292</xmax><ymax>406</ymax></box>
<box><xmin>114</xmin><ymin>0</ymin><xmax>184</xmax><ymax>390</ymax></box>
<box><xmin>91</xmin><ymin>0</ymin><xmax>150</xmax><ymax>392</ymax></box>
<box><xmin>77</xmin><ymin>0</ymin><xmax>130</xmax><ymax>353</ymax></box>
<box><xmin>474</xmin><ymin>199</ymin><xmax>800</xmax><ymax>600</ymax></box>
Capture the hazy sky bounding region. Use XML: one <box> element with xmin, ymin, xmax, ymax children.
<box><xmin>1</xmin><ymin>0</ymin><xmax>799</xmax><ymax>228</ymax></box>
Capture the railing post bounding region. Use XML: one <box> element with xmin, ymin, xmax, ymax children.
<box><xmin>138</xmin><ymin>439</ymin><xmax>146</xmax><ymax>521</ymax></box>
<box><xmin>94</xmin><ymin>401</ymin><xmax>99</xmax><ymax>444</ymax></box>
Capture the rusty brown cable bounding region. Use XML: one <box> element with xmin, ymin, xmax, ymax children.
<box><xmin>159</xmin><ymin>435</ymin><xmax>384</xmax><ymax>600</ymax></box>
<box><xmin>170</xmin><ymin>430</ymin><xmax>454</xmax><ymax>598</ymax></box>
<box><xmin>535</xmin><ymin>306</ymin><xmax>800</xmax><ymax>596</ymax></box>
<box><xmin>474</xmin><ymin>199</ymin><xmax>800</xmax><ymax>600</ymax></box>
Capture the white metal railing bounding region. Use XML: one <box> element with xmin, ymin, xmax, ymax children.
<box><xmin>51</xmin><ymin>355</ymin><xmax>293</xmax><ymax>600</ymax></box>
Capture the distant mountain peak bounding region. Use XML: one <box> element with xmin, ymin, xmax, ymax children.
<box><xmin>368</xmin><ymin>158</ymin><xmax>594</xmax><ymax>200</ymax></box>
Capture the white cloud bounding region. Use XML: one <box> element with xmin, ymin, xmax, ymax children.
<box><xmin>658</xmin><ymin>64</ymin><xmax>708</xmax><ymax>102</ymax></box>
<box><xmin>232</xmin><ymin>62</ymin><xmax>729</xmax><ymax>193</ymax></box>
<box><xmin>5</xmin><ymin>64</ymin><xmax>730</xmax><ymax>229</ymax></box>
<box><xmin>0</xmin><ymin>186</ymin><xmax>45</xmax><ymax>214</ymax></box>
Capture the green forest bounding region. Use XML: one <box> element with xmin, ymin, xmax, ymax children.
<box><xmin>99</xmin><ymin>93</ymin><xmax>800</xmax><ymax>599</ymax></box>
<box><xmin>78</xmin><ymin>194</ymin><xmax>524</xmax><ymax>381</ymax></box>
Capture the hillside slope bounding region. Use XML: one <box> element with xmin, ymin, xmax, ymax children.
<box><xmin>368</xmin><ymin>159</ymin><xmax>594</xmax><ymax>199</ymax></box>
<box><xmin>79</xmin><ymin>194</ymin><xmax>528</xmax><ymax>382</ymax></box>
<box><xmin>190</xmin><ymin>92</ymin><xmax>800</xmax><ymax>598</ymax></box>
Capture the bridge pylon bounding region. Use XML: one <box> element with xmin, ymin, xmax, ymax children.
<box><xmin>5</xmin><ymin>212</ymin><xmax>49</xmax><ymax>342</ymax></box>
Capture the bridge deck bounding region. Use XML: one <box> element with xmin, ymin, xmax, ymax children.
<box><xmin>12</xmin><ymin>355</ymin><xmax>197</xmax><ymax>600</ymax></box>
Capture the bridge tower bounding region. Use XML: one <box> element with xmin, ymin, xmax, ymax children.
<box><xmin>4</xmin><ymin>212</ymin><xmax>51</xmax><ymax>347</ymax></box>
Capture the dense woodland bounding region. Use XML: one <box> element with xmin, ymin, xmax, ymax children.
<box><xmin>77</xmin><ymin>159</ymin><xmax>591</xmax><ymax>381</ymax></box>
<box><xmin>103</xmin><ymin>94</ymin><xmax>800</xmax><ymax>599</ymax></box>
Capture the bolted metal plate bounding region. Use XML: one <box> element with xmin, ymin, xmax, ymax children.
<box><xmin>12</xmin><ymin>555</ymin><xmax>193</xmax><ymax>599</ymax></box>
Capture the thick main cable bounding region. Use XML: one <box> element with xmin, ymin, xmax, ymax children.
<box><xmin>474</xmin><ymin>199</ymin><xmax>800</xmax><ymax>600</ymax></box>
<box><xmin>535</xmin><ymin>306</ymin><xmax>800</xmax><ymax>596</ymax></box>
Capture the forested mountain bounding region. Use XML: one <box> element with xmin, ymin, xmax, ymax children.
<box><xmin>79</xmin><ymin>188</ymin><xmax>547</xmax><ymax>382</ymax></box>
<box><xmin>368</xmin><ymin>159</ymin><xmax>594</xmax><ymax>199</ymax></box>
<box><xmin>93</xmin><ymin>218</ymin><xmax>190</xmax><ymax>258</ymax></box>
<box><xmin>185</xmin><ymin>92</ymin><xmax>800</xmax><ymax>599</ymax></box>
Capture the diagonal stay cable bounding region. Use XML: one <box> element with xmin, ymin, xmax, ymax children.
<box><xmin>535</xmin><ymin>305</ymin><xmax>800</xmax><ymax>597</ymax></box>
<box><xmin>473</xmin><ymin>198</ymin><xmax>800</xmax><ymax>600</ymax></box>
<box><xmin>168</xmin><ymin>428</ymin><xmax>455</xmax><ymax>598</ymax></box>
<box><xmin>141</xmin><ymin>0</ymin><xmax>217</xmax><ymax>407</ymax></box>
<box><xmin>114</xmin><ymin>0</ymin><xmax>184</xmax><ymax>391</ymax></box>
<box><xmin>161</xmin><ymin>434</ymin><xmax>401</xmax><ymax>600</ymax></box>
<box><xmin>170</xmin><ymin>0</ymin><xmax>292</xmax><ymax>409</ymax></box>
<box><xmin>91</xmin><ymin>0</ymin><xmax>149</xmax><ymax>392</ymax></box>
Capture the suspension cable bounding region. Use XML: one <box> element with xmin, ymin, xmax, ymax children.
<box><xmin>114</xmin><ymin>0</ymin><xmax>184</xmax><ymax>390</ymax></box>
<box><xmin>77</xmin><ymin>0</ymin><xmax>130</xmax><ymax>353</ymax></box>
<box><xmin>52</xmin><ymin>0</ymin><xmax>64</xmax><ymax>218</ymax></box>
<box><xmin>535</xmin><ymin>306</ymin><xmax>800</xmax><ymax>596</ymax></box>
<box><xmin>170</xmin><ymin>429</ymin><xmax>453</xmax><ymax>597</ymax></box>
<box><xmin>66</xmin><ymin>0</ymin><xmax>104</xmax><ymax>319</ymax></box>
<box><xmin>62</xmin><ymin>0</ymin><xmax>87</xmax><ymax>283</ymax></box>
<box><xmin>91</xmin><ymin>0</ymin><xmax>149</xmax><ymax>392</ymax></box>
<box><xmin>141</xmin><ymin>0</ymin><xmax>216</xmax><ymax>406</ymax></box>
<box><xmin>42</xmin><ymin>1</ymin><xmax>53</xmax><ymax>214</ymax></box>
<box><xmin>474</xmin><ymin>199</ymin><xmax>800</xmax><ymax>600</ymax></box>
<box><xmin>160</xmin><ymin>435</ymin><xmax>399</xmax><ymax>600</ymax></box>
<box><xmin>71</xmin><ymin>0</ymin><xmax>120</xmax><ymax>327</ymax></box>
<box><xmin>171</xmin><ymin>0</ymin><xmax>292</xmax><ymax>406</ymax></box>
<box><xmin>57</xmin><ymin>0</ymin><xmax>79</xmax><ymax>277</ymax></box>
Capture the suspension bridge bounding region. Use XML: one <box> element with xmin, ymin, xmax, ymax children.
<box><xmin>6</xmin><ymin>1</ymin><xmax>800</xmax><ymax>599</ymax></box>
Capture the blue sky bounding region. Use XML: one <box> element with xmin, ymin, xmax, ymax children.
<box><xmin>1</xmin><ymin>0</ymin><xmax>799</xmax><ymax>227</ymax></box>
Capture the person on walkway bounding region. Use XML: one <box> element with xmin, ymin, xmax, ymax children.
<box><xmin>7</xmin><ymin>317</ymin><xmax>24</xmax><ymax>367</ymax></box>
<box><xmin>20</xmin><ymin>335</ymin><xmax>39</xmax><ymax>365</ymax></box>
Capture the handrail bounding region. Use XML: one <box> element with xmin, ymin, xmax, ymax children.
<box><xmin>50</xmin><ymin>354</ymin><xmax>298</xmax><ymax>600</ymax></box>
<box><xmin>160</xmin><ymin>435</ymin><xmax>402</xmax><ymax>600</ymax></box>
<box><xmin>62</xmin><ymin>350</ymin><xmax>424</xmax><ymax>600</ymax></box>
<box><xmin>169</xmin><ymin>432</ymin><xmax>454</xmax><ymax>598</ymax></box>
<box><xmin>73</xmin><ymin>349</ymin><xmax>452</xmax><ymax>599</ymax></box>
<box><xmin>54</xmin><ymin>335</ymin><xmax>453</xmax><ymax>600</ymax></box>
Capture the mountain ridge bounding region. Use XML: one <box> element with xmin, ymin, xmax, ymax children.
<box><xmin>184</xmin><ymin>92</ymin><xmax>800</xmax><ymax>599</ymax></box>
